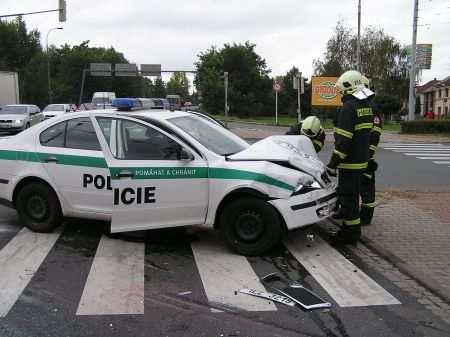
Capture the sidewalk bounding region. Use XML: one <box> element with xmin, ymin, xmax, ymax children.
<box><xmin>362</xmin><ymin>191</ymin><xmax>450</xmax><ymax>303</ymax></box>
<box><xmin>229</xmin><ymin>122</ymin><xmax>449</xmax><ymax>144</ymax></box>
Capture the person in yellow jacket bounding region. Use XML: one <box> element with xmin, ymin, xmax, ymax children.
<box><xmin>327</xmin><ymin>70</ymin><xmax>373</xmax><ymax>244</ymax></box>
<box><xmin>286</xmin><ymin>116</ymin><xmax>326</xmax><ymax>153</ymax></box>
<box><xmin>360</xmin><ymin>75</ymin><xmax>383</xmax><ymax>225</ymax></box>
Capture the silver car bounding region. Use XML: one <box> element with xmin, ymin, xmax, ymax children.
<box><xmin>0</xmin><ymin>104</ymin><xmax>44</xmax><ymax>133</ymax></box>
<box><xmin>43</xmin><ymin>104</ymin><xmax>75</xmax><ymax>119</ymax></box>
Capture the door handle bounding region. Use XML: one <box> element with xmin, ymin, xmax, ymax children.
<box><xmin>45</xmin><ymin>156</ymin><xmax>58</xmax><ymax>163</ymax></box>
<box><xmin>117</xmin><ymin>170</ymin><xmax>134</xmax><ymax>179</ymax></box>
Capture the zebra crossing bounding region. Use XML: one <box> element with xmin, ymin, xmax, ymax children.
<box><xmin>0</xmin><ymin>221</ymin><xmax>400</xmax><ymax>319</ymax></box>
<box><xmin>381</xmin><ymin>143</ymin><xmax>450</xmax><ymax>167</ymax></box>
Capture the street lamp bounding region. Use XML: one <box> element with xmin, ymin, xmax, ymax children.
<box><xmin>46</xmin><ymin>27</ymin><xmax>63</xmax><ymax>104</ymax></box>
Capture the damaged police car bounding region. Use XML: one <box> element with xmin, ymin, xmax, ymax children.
<box><xmin>0</xmin><ymin>98</ymin><xmax>336</xmax><ymax>255</ymax></box>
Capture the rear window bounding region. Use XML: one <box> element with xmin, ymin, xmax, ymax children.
<box><xmin>40</xmin><ymin>117</ymin><xmax>101</xmax><ymax>151</ymax></box>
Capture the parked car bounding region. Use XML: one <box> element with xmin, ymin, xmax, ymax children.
<box><xmin>0</xmin><ymin>98</ymin><xmax>336</xmax><ymax>255</ymax></box>
<box><xmin>43</xmin><ymin>104</ymin><xmax>75</xmax><ymax>119</ymax></box>
<box><xmin>0</xmin><ymin>104</ymin><xmax>43</xmax><ymax>133</ymax></box>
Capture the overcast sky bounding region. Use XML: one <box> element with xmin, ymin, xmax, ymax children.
<box><xmin>1</xmin><ymin>0</ymin><xmax>449</xmax><ymax>84</ymax></box>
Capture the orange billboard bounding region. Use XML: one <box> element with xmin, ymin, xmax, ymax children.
<box><xmin>311</xmin><ymin>76</ymin><xmax>342</xmax><ymax>107</ymax></box>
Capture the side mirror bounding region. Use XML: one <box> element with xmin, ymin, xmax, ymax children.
<box><xmin>179</xmin><ymin>148</ymin><xmax>194</xmax><ymax>161</ymax></box>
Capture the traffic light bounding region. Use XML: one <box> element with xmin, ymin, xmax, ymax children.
<box><xmin>59</xmin><ymin>0</ymin><xmax>66</xmax><ymax>22</ymax></box>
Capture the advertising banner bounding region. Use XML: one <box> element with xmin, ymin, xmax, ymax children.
<box><xmin>311</xmin><ymin>76</ymin><xmax>342</xmax><ymax>107</ymax></box>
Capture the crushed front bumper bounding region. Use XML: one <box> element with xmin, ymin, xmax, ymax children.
<box><xmin>269</xmin><ymin>186</ymin><xmax>337</xmax><ymax>230</ymax></box>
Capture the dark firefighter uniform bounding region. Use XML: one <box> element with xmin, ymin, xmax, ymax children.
<box><xmin>328</xmin><ymin>95</ymin><xmax>373</xmax><ymax>240</ymax></box>
<box><xmin>360</xmin><ymin>105</ymin><xmax>383</xmax><ymax>225</ymax></box>
<box><xmin>286</xmin><ymin>123</ymin><xmax>326</xmax><ymax>153</ymax></box>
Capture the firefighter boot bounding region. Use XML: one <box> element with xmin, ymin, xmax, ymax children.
<box><xmin>331</xmin><ymin>226</ymin><xmax>361</xmax><ymax>245</ymax></box>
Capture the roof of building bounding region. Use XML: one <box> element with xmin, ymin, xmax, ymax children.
<box><xmin>417</xmin><ymin>76</ymin><xmax>450</xmax><ymax>94</ymax></box>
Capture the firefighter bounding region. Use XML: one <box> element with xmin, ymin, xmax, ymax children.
<box><xmin>326</xmin><ymin>70</ymin><xmax>373</xmax><ymax>244</ymax></box>
<box><xmin>286</xmin><ymin>116</ymin><xmax>326</xmax><ymax>153</ymax></box>
<box><xmin>360</xmin><ymin>75</ymin><xmax>383</xmax><ymax>225</ymax></box>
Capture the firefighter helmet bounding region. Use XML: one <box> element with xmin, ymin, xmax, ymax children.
<box><xmin>301</xmin><ymin>116</ymin><xmax>322</xmax><ymax>138</ymax></box>
<box><xmin>335</xmin><ymin>70</ymin><xmax>364</xmax><ymax>95</ymax></box>
<box><xmin>361</xmin><ymin>75</ymin><xmax>370</xmax><ymax>89</ymax></box>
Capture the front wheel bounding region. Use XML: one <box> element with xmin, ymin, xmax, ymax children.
<box><xmin>16</xmin><ymin>182</ymin><xmax>62</xmax><ymax>233</ymax></box>
<box><xmin>219</xmin><ymin>197</ymin><xmax>283</xmax><ymax>256</ymax></box>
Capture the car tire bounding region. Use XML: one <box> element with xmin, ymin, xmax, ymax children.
<box><xmin>16</xmin><ymin>182</ymin><xmax>62</xmax><ymax>233</ymax></box>
<box><xmin>219</xmin><ymin>197</ymin><xmax>282</xmax><ymax>256</ymax></box>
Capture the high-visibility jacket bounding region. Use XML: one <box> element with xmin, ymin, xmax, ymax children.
<box><xmin>285</xmin><ymin>122</ymin><xmax>326</xmax><ymax>153</ymax></box>
<box><xmin>366</xmin><ymin>100</ymin><xmax>383</xmax><ymax>175</ymax></box>
<box><xmin>328</xmin><ymin>95</ymin><xmax>373</xmax><ymax>171</ymax></box>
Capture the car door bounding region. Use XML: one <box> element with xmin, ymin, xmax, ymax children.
<box><xmin>93</xmin><ymin>116</ymin><xmax>209</xmax><ymax>233</ymax></box>
<box><xmin>37</xmin><ymin>116</ymin><xmax>111</xmax><ymax>215</ymax></box>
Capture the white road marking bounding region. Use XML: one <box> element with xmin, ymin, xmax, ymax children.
<box><xmin>433</xmin><ymin>161</ymin><xmax>450</xmax><ymax>164</ymax></box>
<box><xmin>382</xmin><ymin>143</ymin><xmax>443</xmax><ymax>146</ymax></box>
<box><xmin>404</xmin><ymin>153</ymin><xmax>450</xmax><ymax>156</ymax></box>
<box><xmin>387</xmin><ymin>147</ymin><xmax>450</xmax><ymax>150</ymax></box>
<box><xmin>417</xmin><ymin>157</ymin><xmax>450</xmax><ymax>160</ymax></box>
<box><xmin>0</xmin><ymin>228</ymin><xmax>61</xmax><ymax>317</ymax></box>
<box><xmin>191</xmin><ymin>234</ymin><xmax>277</xmax><ymax>312</ymax></box>
<box><xmin>285</xmin><ymin>232</ymin><xmax>400</xmax><ymax>307</ymax></box>
<box><xmin>76</xmin><ymin>235</ymin><xmax>145</xmax><ymax>315</ymax></box>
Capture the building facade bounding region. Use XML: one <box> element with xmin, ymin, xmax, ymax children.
<box><xmin>417</xmin><ymin>77</ymin><xmax>450</xmax><ymax>118</ymax></box>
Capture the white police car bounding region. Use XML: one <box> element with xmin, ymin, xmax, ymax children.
<box><xmin>0</xmin><ymin>98</ymin><xmax>336</xmax><ymax>255</ymax></box>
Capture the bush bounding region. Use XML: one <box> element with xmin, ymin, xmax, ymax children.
<box><xmin>401</xmin><ymin>120</ymin><xmax>450</xmax><ymax>133</ymax></box>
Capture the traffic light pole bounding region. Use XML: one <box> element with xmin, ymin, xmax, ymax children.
<box><xmin>408</xmin><ymin>0</ymin><xmax>419</xmax><ymax>121</ymax></box>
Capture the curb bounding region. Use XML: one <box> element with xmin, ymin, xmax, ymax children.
<box><xmin>360</xmin><ymin>235</ymin><xmax>450</xmax><ymax>305</ymax></box>
<box><xmin>326</xmin><ymin>218</ymin><xmax>450</xmax><ymax>304</ymax></box>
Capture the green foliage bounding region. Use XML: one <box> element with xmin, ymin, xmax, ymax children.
<box><xmin>195</xmin><ymin>42</ymin><xmax>272</xmax><ymax>117</ymax></box>
<box><xmin>313</xmin><ymin>21</ymin><xmax>409</xmax><ymax>103</ymax></box>
<box><xmin>167</xmin><ymin>72</ymin><xmax>189</xmax><ymax>99</ymax></box>
<box><xmin>373</xmin><ymin>95</ymin><xmax>402</xmax><ymax>120</ymax></box>
<box><xmin>401</xmin><ymin>120</ymin><xmax>450</xmax><ymax>134</ymax></box>
<box><xmin>277</xmin><ymin>67</ymin><xmax>312</xmax><ymax>117</ymax></box>
<box><xmin>151</xmin><ymin>77</ymin><xmax>167</xmax><ymax>98</ymax></box>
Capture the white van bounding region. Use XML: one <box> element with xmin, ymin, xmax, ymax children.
<box><xmin>92</xmin><ymin>92</ymin><xmax>116</xmax><ymax>108</ymax></box>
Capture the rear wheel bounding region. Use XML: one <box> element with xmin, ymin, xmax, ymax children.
<box><xmin>16</xmin><ymin>182</ymin><xmax>62</xmax><ymax>233</ymax></box>
<box><xmin>219</xmin><ymin>197</ymin><xmax>282</xmax><ymax>256</ymax></box>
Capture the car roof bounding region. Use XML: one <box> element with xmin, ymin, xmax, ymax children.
<box><xmin>5</xmin><ymin>104</ymin><xmax>35</xmax><ymax>107</ymax></box>
<box><xmin>59</xmin><ymin>108</ymin><xmax>192</xmax><ymax>121</ymax></box>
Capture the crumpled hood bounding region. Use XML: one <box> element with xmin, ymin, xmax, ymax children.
<box><xmin>0</xmin><ymin>114</ymin><xmax>27</xmax><ymax>120</ymax></box>
<box><xmin>228</xmin><ymin>135</ymin><xmax>326</xmax><ymax>181</ymax></box>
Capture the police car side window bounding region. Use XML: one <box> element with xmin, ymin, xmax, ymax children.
<box><xmin>40</xmin><ymin>122</ymin><xmax>66</xmax><ymax>147</ymax></box>
<box><xmin>119</xmin><ymin>120</ymin><xmax>182</xmax><ymax>160</ymax></box>
<box><xmin>65</xmin><ymin>118</ymin><xmax>101</xmax><ymax>151</ymax></box>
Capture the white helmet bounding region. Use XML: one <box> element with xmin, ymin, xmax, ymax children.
<box><xmin>361</xmin><ymin>75</ymin><xmax>370</xmax><ymax>89</ymax></box>
<box><xmin>335</xmin><ymin>70</ymin><xmax>364</xmax><ymax>95</ymax></box>
<box><xmin>301</xmin><ymin>116</ymin><xmax>323</xmax><ymax>138</ymax></box>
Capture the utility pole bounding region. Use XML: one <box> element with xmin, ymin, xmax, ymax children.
<box><xmin>297</xmin><ymin>73</ymin><xmax>302</xmax><ymax>122</ymax></box>
<box><xmin>224</xmin><ymin>72</ymin><xmax>229</xmax><ymax>125</ymax></box>
<box><xmin>408</xmin><ymin>0</ymin><xmax>419</xmax><ymax>121</ymax></box>
<box><xmin>46</xmin><ymin>27</ymin><xmax>63</xmax><ymax>104</ymax></box>
<box><xmin>357</xmin><ymin>0</ymin><xmax>361</xmax><ymax>71</ymax></box>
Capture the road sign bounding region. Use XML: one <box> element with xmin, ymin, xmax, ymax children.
<box><xmin>59</xmin><ymin>0</ymin><xmax>66</xmax><ymax>22</ymax></box>
<box><xmin>115</xmin><ymin>63</ymin><xmax>138</xmax><ymax>76</ymax></box>
<box><xmin>141</xmin><ymin>64</ymin><xmax>161</xmax><ymax>76</ymax></box>
<box><xmin>406</xmin><ymin>44</ymin><xmax>432</xmax><ymax>70</ymax></box>
<box><xmin>273</xmin><ymin>82</ymin><xmax>282</xmax><ymax>92</ymax></box>
<box><xmin>311</xmin><ymin>76</ymin><xmax>342</xmax><ymax>107</ymax></box>
<box><xmin>90</xmin><ymin>63</ymin><xmax>112</xmax><ymax>77</ymax></box>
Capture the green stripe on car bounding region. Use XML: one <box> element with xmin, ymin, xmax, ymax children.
<box><xmin>0</xmin><ymin>150</ymin><xmax>294</xmax><ymax>191</ymax></box>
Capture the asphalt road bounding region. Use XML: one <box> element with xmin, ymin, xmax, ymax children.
<box><xmin>1</xmin><ymin>205</ymin><xmax>449</xmax><ymax>337</ymax></box>
<box><xmin>1</xmin><ymin>126</ymin><xmax>450</xmax><ymax>336</ymax></box>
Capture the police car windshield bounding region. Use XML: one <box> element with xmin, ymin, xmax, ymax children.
<box><xmin>168</xmin><ymin>116</ymin><xmax>248</xmax><ymax>156</ymax></box>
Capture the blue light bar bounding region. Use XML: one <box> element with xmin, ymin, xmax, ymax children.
<box><xmin>112</xmin><ymin>98</ymin><xmax>143</xmax><ymax>111</ymax></box>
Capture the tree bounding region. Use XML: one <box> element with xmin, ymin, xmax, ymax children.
<box><xmin>277</xmin><ymin>66</ymin><xmax>312</xmax><ymax>118</ymax></box>
<box><xmin>151</xmin><ymin>77</ymin><xmax>166</xmax><ymax>97</ymax></box>
<box><xmin>167</xmin><ymin>72</ymin><xmax>189</xmax><ymax>99</ymax></box>
<box><xmin>195</xmin><ymin>42</ymin><xmax>272</xmax><ymax>116</ymax></box>
<box><xmin>313</xmin><ymin>21</ymin><xmax>409</xmax><ymax>104</ymax></box>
